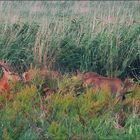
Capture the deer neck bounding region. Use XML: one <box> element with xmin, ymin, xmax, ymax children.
<box><xmin>0</xmin><ymin>73</ymin><xmax>9</xmax><ymax>83</ymax></box>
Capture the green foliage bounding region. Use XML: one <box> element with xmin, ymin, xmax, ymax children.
<box><xmin>0</xmin><ymin>2</ymin><xmax>139</xmax><ymax>77</ymax></box>
<box><xmin>56</xmin><ymin>37</ymin><xmax>84</xmax><ymax>73</ymax></box>
<box><xmin>0</xmin><ymin>1</ymin><xmax>140</xmax><ymax>139</ymax></box>
<box><xmin>0</xmin><ymin>22</ymin><xmax>39</xmax><ymax>73</ymax></box>
<box><xmin>0</xmin><ymin>72</ymin><xmax>140</xmax><ymax>139</ymax></box>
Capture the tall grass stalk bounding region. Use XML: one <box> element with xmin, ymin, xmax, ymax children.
<box><xmin>0</xmin><ymin>1</ymin><xmax>139</xmax><ymax>76</ymax></box>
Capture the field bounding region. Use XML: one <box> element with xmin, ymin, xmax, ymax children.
<box><xmin>0</xmin><ymin>1</ymin><xmax>140</xmax><ymax>140</ymax></box>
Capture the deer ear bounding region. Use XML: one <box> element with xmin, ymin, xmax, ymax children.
<box><xmin>2</xmin><ymin>67</ymin><xmax>8</xmax><ymax>73</ymax></box>
<box><xmin>22</xmin><ymin>73</ymin><xmax>25</xmax><ymax>80</ymax></box>
<box><xmin>22</xmin><ymin>72</ymin><xmax>30</xmax><ymax>81</ymax></box>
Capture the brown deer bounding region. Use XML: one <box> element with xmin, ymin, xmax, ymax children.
<box><xmin>77</xmin><ymin>71</ymin><xmax>128</xmax><ymax>104</ymax></box>
<box><xmin>0</xmin><ymin>60</ymin><xmax>21</xmax><ymax>92</ymax></box>
<box><xmin>77</xmin><ymin>71</ymin><xmax>132</xmax><ymax>129</ymax></box>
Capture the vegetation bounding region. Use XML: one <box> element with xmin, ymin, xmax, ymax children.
<box><xmin>0</xmin><ymin>1</ymin><xmax>139</xmax><ymax>77</ymax></box>
<box><xmin>0</xmin><ymin>70</ymin><xmax>140</xmax><ymax>140</ymax></box>
<box><xmin>0</xmin><ymin>1</ymin><xmax>140</xmax><ymax>140</ymax></box>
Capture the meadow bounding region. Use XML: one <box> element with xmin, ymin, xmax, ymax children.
<box><xmin>0</xmin><ymin>1</ymin><xmax>140</xmax><ymax>140</ymax></box>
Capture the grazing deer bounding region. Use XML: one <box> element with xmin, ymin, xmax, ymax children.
<box><xmin>77</xmin><ymin>71</ymin><xmax>128</xmax><ymax>104</ymax></box>
<box><xmin>0</xmin><ymin>60</ymin><xmax>21</xmax><ymax>92</ymax></box>
<box><xmin>77</xmin><ymin>71</ymin><xmax>131</xmax><ymax>129</ymax></box>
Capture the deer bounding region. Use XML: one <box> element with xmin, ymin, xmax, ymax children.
<box><xmin>22</xmin><ymin>66</ymin><xmax>60</xmax><ymax>100</ymax></box>
<box><xmin>77</xmin><ymin>71</ymin><xmax>130</xmax><ymax>104</ymax></box>
<box><xmin>0</xmin><ymin>60</ymin><xmax>21</xmax><ymax>92</ymax></box>
<box><xmin>77</xmin><ymin>71</ymin><xmax>133</xmax><ymax>129</ymax></box>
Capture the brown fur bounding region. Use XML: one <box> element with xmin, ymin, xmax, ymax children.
<box><xmin>0</xmin><ymin>61</ymin><xmax>21</xmax><ymax>91</ymax></box>
<box><xmin>77</xmin><ymin>71</ymin><xmax>126</xmax><ymax>104</ymax></box>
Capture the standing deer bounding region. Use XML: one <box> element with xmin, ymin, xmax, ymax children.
<box><xmin>77</xmin><ymin>71</ymin><xmax>129</xmax><ymax>104</ymax></box>
<box><xmin>0</xmin><ymin>60</ymin><xmax>21</xmax><ymax>92</ymax></box>
<box><xmin>77</xmin><ymin>71</ymin><xmax>132</xmax><ymax>129</ymax></box>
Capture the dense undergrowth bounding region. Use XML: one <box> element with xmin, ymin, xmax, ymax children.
<box><xmin>0</xmin><ymin>18</ymin><xmax>139</xmax><ymax>78</ymax></box>
<box><xmin>0</xmin><ymin>1</ymin><xmax>140</xmax><ymax>140</ymax></box>
<box><xmin>0</xmin><ymin>69</ymin><xmax>140</xmax><ymax>139</ymax></box>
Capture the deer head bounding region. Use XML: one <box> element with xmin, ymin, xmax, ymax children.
<box><xmin>0</xmin><ymin>60</ymin><xmax>22</xmax><ymax>83</ymax></box>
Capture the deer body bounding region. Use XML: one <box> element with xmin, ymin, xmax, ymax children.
<box><xmin>0</xmin><ymin>73</ymin><xmax>10</xmax><ymax>91</ymax></box>
<box><xmin>78</xmin><ymin>72</ymin><xmax>126</xmax><ymax>103</ymax></box>
<box><xmin>0</xmin><ymin>61</ymin><xmax>21</xmax><ymax>92</ymax></box>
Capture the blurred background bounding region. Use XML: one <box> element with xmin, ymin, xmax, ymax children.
<box><xmin>0</xmin><ymin>1</ymin><xmax>139</xmax><ymax>78</ymax></box>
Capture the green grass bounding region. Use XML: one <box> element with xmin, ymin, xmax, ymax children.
<box><xmin>0</xmin><ymin>1</ymin><xmax>140</xmax><ymax>139</ymax></box>
<box><xmin>0</xmin><ymin>1</ymin><xmax>139</xmax><ymax>77</ymax></box>
<box><xmin>0</xmin><ymin>72</ymin><xmax>140</xmax><ymax>140</ymax></box>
